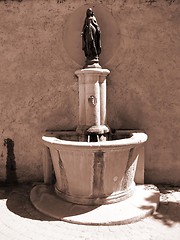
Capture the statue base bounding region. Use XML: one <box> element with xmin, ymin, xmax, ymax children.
<box><xmin>84</xmin><ymin>58</ymin><xmax>102</xmax><ymax>69</ymax></box>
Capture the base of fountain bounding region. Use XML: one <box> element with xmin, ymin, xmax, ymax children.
<box><xmin>30</xmin><ymin>184</ymin><xmax>160</xmax><ymax>225</ymax></box>
<box><xmin>54</xmin><ymin>182</ymin><xmax>135</xmax><ymax>205</ymax></box>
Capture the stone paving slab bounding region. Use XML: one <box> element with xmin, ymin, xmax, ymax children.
<box><xmin>0</xmin><ymin>184</ymin><xmax>180</xmax><ymax>240</ymax></box>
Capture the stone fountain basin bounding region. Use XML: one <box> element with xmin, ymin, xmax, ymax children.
<box><xmin>42</xmin><ymin>130</ymin><xmax>148</xmax><ymax>205</ymax></box>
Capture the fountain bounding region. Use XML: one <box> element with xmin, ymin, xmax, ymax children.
<box><xmin>30</xmin><ymin>8</ymin><xmax>159</xmax><ymax>225</ymax></box>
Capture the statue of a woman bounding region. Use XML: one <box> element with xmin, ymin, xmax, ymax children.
<box><xmin>81</xmin><ymin>8</ymin><xmax>101</xmax><ymax>68</ymax></box>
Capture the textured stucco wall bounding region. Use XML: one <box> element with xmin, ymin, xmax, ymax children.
<box><xmin>0</xmin><ymin>0</ymin><xmax>179</xmax><ymax>185</ymax></box>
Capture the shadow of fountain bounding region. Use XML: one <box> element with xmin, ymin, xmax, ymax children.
<box><xmin>138</xmin><ymin>185</ymin><xmax>180</xmax><ymax>227</ymax></box>
<box><xmin>4</xmin><ymin>183</ymin><xmax>179</xmax><ymax>225</ymax></box>
<box><xmin>153</xmin><ymin>185</ymin><xmax>180</xmax><ymax>227</ymax></box>
<box><xmin>153</xmin><ymin>201</ymin><xmax>180</xmax><ymax>226</ymax></box>
<box><xmin>5</xmin><ymin>183</ymin><xmax>99</xmax><ymax>221</ymax></box>
<box><xmin>30</xmin><ymin>184</ymin><xmax>99</xmax><ymax>220</ymax></box>
<box><xmin>5</xmin><ymin>184</ymin><xmax>56</xmax><ymax>221</ymax></box>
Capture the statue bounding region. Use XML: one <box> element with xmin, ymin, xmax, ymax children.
<box><xmin>81</xmin><ymin>8</ymin><xmax>101</xmax><ymax>68</ymax></box>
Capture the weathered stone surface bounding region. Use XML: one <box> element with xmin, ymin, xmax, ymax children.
<box><xmin>0</xmin><ymin>0</ymin><xmax>179</xmax><ymax>184</ymax></box>
<box><xmin>42</xmin><ymin>131</ymin><xmax>148</xmax><ymax>205</ymax></box>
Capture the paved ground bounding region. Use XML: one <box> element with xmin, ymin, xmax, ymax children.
<box><xmin>0</xmin><ymin>184</ymin><xmax>179</xmax><ymax>240</ymax></box>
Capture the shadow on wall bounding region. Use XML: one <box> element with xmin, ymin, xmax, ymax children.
<box><xmin>4</xmin><ymin>138</ymin><xmax>18</xmax><ymax>185</ymax></box>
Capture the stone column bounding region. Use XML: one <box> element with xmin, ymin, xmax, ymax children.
<box><xmin>75</xmin><ymin>68</ymin><xmax>110</xmax><ymax>135</ymax></box>
<box><xmin>99</xmin><ymin>74</ymin><xmax>107</xmax><ymax>126</ymax></box>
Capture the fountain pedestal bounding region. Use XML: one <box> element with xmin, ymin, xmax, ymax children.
<box><xmin>75</xmin><ymin>68</ymin><xmax>110</xmax><ymax>135</ymax></box>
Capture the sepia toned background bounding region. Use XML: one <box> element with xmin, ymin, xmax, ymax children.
<box><xmin>0</xmin><ymin>0</ymin><xmax>179</xmax><ymax>185</ymax></box>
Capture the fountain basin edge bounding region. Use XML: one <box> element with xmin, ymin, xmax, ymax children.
<box><xmin>42</xmin><ymin>130</ymin><xmax>148</xmax><ymax>205</ymax></box>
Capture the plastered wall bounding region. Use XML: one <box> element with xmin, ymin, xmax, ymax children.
<box><xmin>0</xmin><ymin>0</ymin><xmax>179</xmax><ymax>185</ymax></box>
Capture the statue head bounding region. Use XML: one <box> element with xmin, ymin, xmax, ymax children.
<box><xmin>86</xmin><ymin>8</ymin><xmax>94</xmax><ymax>18</ymax></box>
